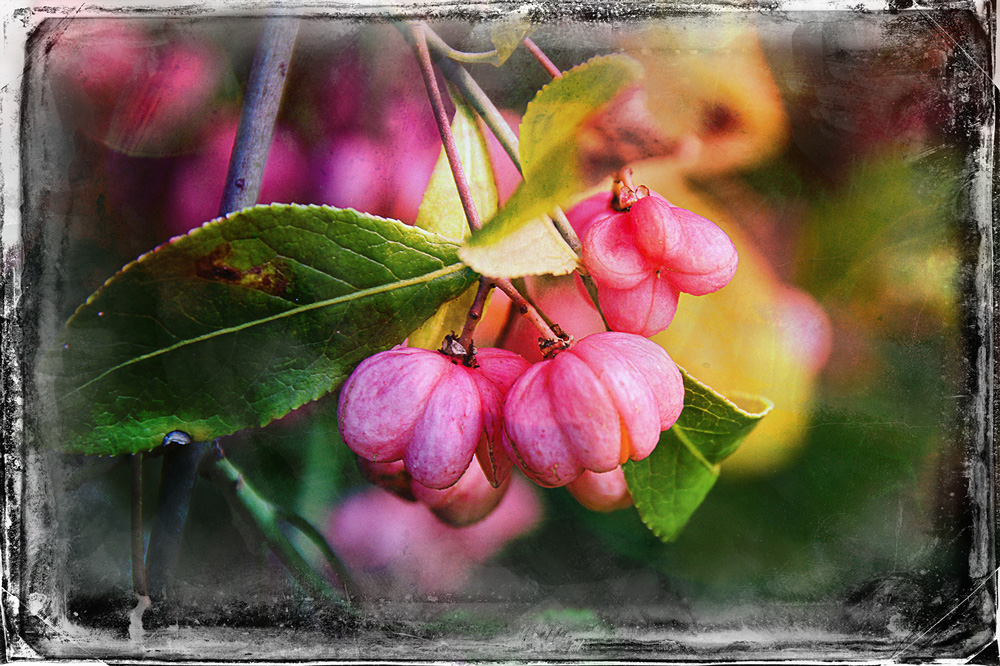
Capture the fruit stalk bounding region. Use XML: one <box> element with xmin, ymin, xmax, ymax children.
<box><xmin>419</xmin><ymin>25</ymin><xmax>584</xmax><ymax>258</ymax></box>
<box><xmin>412</xmin><ymin>24</ymin><xmax>563</xmax><ymax>346</ymax></box>
<box><xmin>457</xmin><ymin>278</ymin><xmax>495</xmax><ymax>351</ymax></box>
<box><xmin>411</xmin><ymin>23</ymin><xmax>483</xmax><ymax>233</ymax></box>
<box><xmin>523</xmin><ymin>37</ymin><xmax>562</xmax><ymax>78</ymax></box>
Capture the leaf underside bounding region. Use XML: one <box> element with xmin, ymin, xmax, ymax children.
<box><xmin>624</xmin><ymin>367</ymin><xmax>772</xmax><ymax>542</ymax></box>
<box><xmin>41</xmin><ymin>204</ymin><xmax>478</xmax><ymax>456</ymax></box>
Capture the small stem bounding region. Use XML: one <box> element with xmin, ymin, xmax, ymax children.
<box><xmin>549</xmin><ymin>207</ymin><xmax>583</xmax><ymax>257</ymax></box>
<box><xmin>523</xmin><ymin>37</ymin><xmax>562</xmax><ymax>78</ymax></box>
<box><xmin>218</xmin><ymin>18</ymin><xmax>300</xmax><ymax>215</ymax></box>
<box><xmin>145</xmin><ymin>438</ymin><xmax>208</xmax><ymax>599</ymax></box>
<box><xmin>411</xmin><ymin>23</ymin><xmax>483</xmax><ymax>234</ymax></box>
<box><xmin>511</xmin><ymin>277</ymin><xmax>556</xmax><ymax>331</ymax></box>
<box><xmin>422</xmin><ymin>28</ymin><xmax>499</xmax><ymax>63</ymax></box>
<box><xmin>615</xmin><ymin>167</ymin><xmax>635</xmax><ymax>190</ymax></box>
<box><xmin>457</xmin><ymin>278</ymin><xmax>494</xmax><ymax>350</ymax></box>
<box><xmin>495</xmin><ymin>278</ymin><xmax>561</xmax><ymax>344</ymax></box>
<box><xmin>130</xmin><ymin>454</ymin><xmax>148</xmax><ymax>598</ymax></box>
<box><xmin>422</xmin><ymin>30</ymin><xmax>521</xmax><ymax>172</ymax></box>
<box><xmin>579</xmin><ymin>273</ymin><xmax>611</xmax><ymax>331</ymax></box>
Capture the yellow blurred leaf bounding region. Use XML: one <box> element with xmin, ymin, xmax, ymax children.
<box><xmin>624</xmin><ymin>22</ymin><xmax>789</xmax><ymax>176</ymax></box>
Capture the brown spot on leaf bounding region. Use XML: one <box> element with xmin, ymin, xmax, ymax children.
<box><xmin>195</xmin><ymin>244</ymin><xmax>289</xmax><ymax>296</ymax></box>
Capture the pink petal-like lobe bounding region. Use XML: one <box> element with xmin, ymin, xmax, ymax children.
<box><xmin>338</xmin><ymin>348</ymin><xmax>449</xmax><ymax>462</ymax></box>
<box><xmin>583</xmin><ymin>216</ymin><xmax>651</xmax><ymax>290</ymax></box>
<box><xmin>548</xmin><ymin>351</ymin><xmax>623</xmax><ymax>472</ymax></box>
<box><xmin>566</xmin><ymin>467</ymin><xmax>633</xmax><ymax>512</ymax></box>
<box><xmin>502</xmin><ymin>362</ymin><xmax>582</xmax><ymax>487</ymax></box>
<box><xmin>405</xmin><ymin>366</ymin><xmax>482</xmax><ymax>489</ymax></box>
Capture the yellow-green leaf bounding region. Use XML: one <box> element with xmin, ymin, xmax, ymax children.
<box><xmin>463</xmin><ymin>54</ymin><xmax>674</xmax><ymax>273</ymax></box>
<box><xmin>414</xmin><ymin>93</ymin><xmax>498</xmax><ymax>240</ymax></box>
<box><xmin>458</xmin><ymin>214</ymin><xmax>578</xmax><ymax>278</ymax></box>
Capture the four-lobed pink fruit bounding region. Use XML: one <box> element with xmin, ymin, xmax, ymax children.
<box><xmin>502</xmin><ymin>332</ymin><xmax>684</xmax><ymax>488</ymax></box>
<box><xmin>337</xmin><ymin>346</ymin><xmax>530</xmax><ymax>490</ymax></box>
<box><xmin>567</xmin><ymin>190</ymin><xmax>739</xmax><ymax>337</ymax></box>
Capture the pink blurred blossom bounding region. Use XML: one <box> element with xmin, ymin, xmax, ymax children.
<box><xmin>327</xmin><ymin>476</ymin><xmax>541</xmax><ymax>596</ymax></box>
<box><xmin>166</xmin><ymin>116</ymin><xmax>310</xmax><ymax>237</ymax></box>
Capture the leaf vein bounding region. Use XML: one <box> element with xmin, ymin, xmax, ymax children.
<box><xmin>58</xmin><ymin>263</ymin><xmax>471</xmax><ymax>402</ymax></box>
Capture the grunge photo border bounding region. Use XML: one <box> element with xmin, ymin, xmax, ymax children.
<box><xmin>0</xmin><ymin>0</ymin><xmax>996</xmax><ymax>661</ymax></box>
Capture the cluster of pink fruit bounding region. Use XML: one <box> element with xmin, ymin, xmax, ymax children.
<box><xmin>338</xmin><ymin>183</ymin><xmax>739</xmax><ymax>524</ymax></box>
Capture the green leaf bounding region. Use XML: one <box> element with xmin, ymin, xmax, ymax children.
<box><xmin>624</xmin><ymin>368</ymin><xmax>772</xmax><ymax>543</ymax></box>
<box><xmin>490</xmin><ymin>12</ymin><xmax>535</xmax><ymax>65</ymax></box>
<box><xmin>40</xmin><ymin>204</ymin><xmax>479</xmax><ymax>456</ymax></box>
<box><xmin>462</xmin><ymin>54</ymin><xmax>674</xmax><ymax>275</ymax></box>
<box><xmin>409</xmin><ymin>93</ymin><xmax>498</xmax><ymax>349</ymax></box>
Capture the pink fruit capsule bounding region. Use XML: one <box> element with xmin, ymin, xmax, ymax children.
<box><xmin>412</xmin><ymin>459</ymin><xmax>511</xmax><ymax>527</ymax></box>
<box><xmin>358</xmin><ymin>455</ymin><xmax>511</xmax><ymax>527</ymax></box>
<box><xmin>338</xmin><ymin>346</ymin><xmax>529</xmax><ymax>490</ymax></box>
<box><xmin>502</xmin><ymin>332</ymin><xmax>684</xmax><ymax>488</ymax></box>
<box><xmin>567</xmin><ymin>189</ymin><xmax>739</xmax><ymax>337</ymax></box>
<box><xmin>566</xmin><ymin>467</ymin><xmax>634</xmax><ymax>513</ymax></box>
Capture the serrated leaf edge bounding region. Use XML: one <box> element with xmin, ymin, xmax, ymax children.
<box><xmin>70</xmin><ymin>204</ymin><xmax>455</xmax><ymax>319</ymax></box>
<box><xmin>678</xmin><ymin>365</ymin><xmax>774</xmax><ymax>420</ymax></box>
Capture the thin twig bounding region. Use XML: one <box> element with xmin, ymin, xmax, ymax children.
<box><xmin>549</xmin><ymin>207</ymin><xmax>583</xmax><ymax>257</ymax></box>
<box><xmin>422</xmin><ymin>31</ymin><xmax>521</xmax><ymax>171</ymax></box>
<box><xmin>457</xmin><ymin>278</ymin><xmax>495</xmax><ymax>350</ymax></box>
<box><xmin>579</xmin><ymin>273</ymin><xmax>611</xmax><ymax>331</ymax></box>
<box><xmin>411</xmin><ymin>23</ymin><xmax>483</xmax><ymax>233</ymax></box>
<box><xmin>510</xmin><ymin>277</ymin><xmax>557</xmax><ymax>331</ymax></box>
<box><xmin>495</xmin><ymin>278</ymin><xmax>561</xmax><ymax>344</ymax></box>
<box><xmin>422</xmin><ymin>26</ymin><xmax>584</xmax><ymax>257</ymax></box>
<box><xmin>413</xmin><ymin>22</ymin><xmax>584</xmax><ymax>347</ymax></box>
<box><xmin>144</xmin><ymin>438</ymin><xmax>206</xmax><ymax>599</ymax></box>
<box><xmin>219</xmin><ymin>18</ymin><xmax>300</xmax><ymax>215</ymax></box>
<box><xmin>129</xmin><ymin>454</ymin><xmax>147</xmax><ymax>598</ymax></box>
<box><xmin>523</xmin><ymin>37</ymin><xmax>562</xmax><ymax>78</ymax></box>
